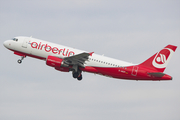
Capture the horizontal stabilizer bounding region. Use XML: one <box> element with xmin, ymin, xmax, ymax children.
<box><xmin>148</xmin><ymin>72</ymin><xmax>166</xmax><ymax>77</ymax></box>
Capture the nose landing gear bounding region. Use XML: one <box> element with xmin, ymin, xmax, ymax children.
<box><xmin>17</xmin><ymin>56</ymin><xmax>25</xmax><ymax>64</ymax></box>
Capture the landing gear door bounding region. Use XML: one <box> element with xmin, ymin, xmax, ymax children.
<box><xmin>22</xmin><ymin>38</ymin><xmax>29</xmax><ymax>48</ymax></box>
<box><xmin>131</xmin><ymin>66</ymin><xmax>139</xmax><ymax>76</ymax></box>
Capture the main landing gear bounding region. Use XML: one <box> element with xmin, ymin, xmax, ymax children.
<box><xmin>17</xmin><ymin>56</ymin><xmax>25</xmax><ymax>64</ymax></box>
<box><xmin>72</xmin><ymin>71</ymin><xmax>82</xmax><ymax>81</ymax></box>
<box><xmin>72</xmin><ymin>65</ymin><xmax>82</xmax><ymax>81</ymax></box>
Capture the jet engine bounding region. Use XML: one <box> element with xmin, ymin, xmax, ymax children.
<box><xmin>46</xmin><ymin>55</ymin><xmax>63</xmax><ymax>67</ymax></box>
<box><xmin>46</xmin><ymin>55</ymin><xmax>69</xmax><ymax>72</ymax></box>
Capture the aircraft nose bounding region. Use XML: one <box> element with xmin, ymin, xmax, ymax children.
<box><xmin>3</xmin><ymin>40</ymin><xmax>10</xmax><ymax>48</ymax></box>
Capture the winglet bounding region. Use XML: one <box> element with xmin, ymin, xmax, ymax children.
<box><xmin>89</xmin><ymin>52</ymin><xmax>94</xmax><ymax>56</ymax></box>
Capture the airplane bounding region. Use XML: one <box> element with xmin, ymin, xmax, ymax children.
<box><xmin>3</xmin><ymin>36</ymin><xmax>177</xmax><ymax>81</ymax></box>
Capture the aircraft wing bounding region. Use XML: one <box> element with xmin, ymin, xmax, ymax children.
<box><xmin>63</xmin><ymin>52</ymin><xmax>94</xmax><ymax>67</ymax></box>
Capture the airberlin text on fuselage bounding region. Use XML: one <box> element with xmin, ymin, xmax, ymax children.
<box><xmin>31</xmin><ymin>42</ymin><xmax>75</xmax><ymax>57</ymax></box>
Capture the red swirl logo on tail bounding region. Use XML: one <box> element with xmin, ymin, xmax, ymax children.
<box><xmin>152</xmin><ymin>48</ymin><xmax>173</xmax><ymax>68</ymax></box>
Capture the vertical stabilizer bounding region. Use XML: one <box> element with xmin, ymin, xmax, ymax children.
<box><xmin>139</xmin><ymin>45</ymin><xmax>177</xmax><ymax>72</ymax></box>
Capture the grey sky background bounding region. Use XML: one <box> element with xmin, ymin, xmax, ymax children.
<box><xmin>0</xmin><ymin>0</ymin><xmax>180</xmax><ymax>120</ymax></box>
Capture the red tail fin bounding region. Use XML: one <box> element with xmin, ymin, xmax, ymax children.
<box><xmin>139</xmin><ymin>45</ymin><xmax>177</xmax><ymax>72</ymax></box>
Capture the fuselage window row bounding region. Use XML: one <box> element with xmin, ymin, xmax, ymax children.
<box><xmin>89</xmin><ymin>58</ymin><xmax>120</xmax><ymax>67</ymax></box>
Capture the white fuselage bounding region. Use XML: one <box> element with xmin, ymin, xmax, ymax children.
<box><xmin>5</xmin><ymin>36</ymin><xmax>134</xmax><ymax>68</ymax></box>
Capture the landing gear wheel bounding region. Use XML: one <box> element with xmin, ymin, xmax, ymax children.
<box><xmin>73</xmin><ymin>72</ymin><xmax>79</xmax><ymax>78</ymax></box>
<box><xmin>17</xmin><ymin>56</ymin><xmax>25</xmax><ymax>64</ymax></box>
<box><xmin>72</xmin><ymin>66</ymin><xmax>83</xmax><ymax>80</ymax></box>
<box><xmin>17</xmin><ymin>59</ymin><xmax>22</xmax><ymax>64</ymax></box>
<box><xmin>77</xmin><ymin>75</ymin><xmax>82</xmax><ymax>81</ymax></box>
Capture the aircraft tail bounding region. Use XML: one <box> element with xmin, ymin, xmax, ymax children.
<box><xmin>139</xmin><ymin>45</ymin><xmax>177</xmax><ymax>72</ymax></box>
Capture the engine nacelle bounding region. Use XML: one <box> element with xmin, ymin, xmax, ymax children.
<box><xmin>46</xmin><ymin>55</ymin><xmax>70</xmax><ymax>72</ymax></box>
<box><xmin>46</xmin><ymin>55</ymin><xmax>63</xmax><ymax>68</ymax></box>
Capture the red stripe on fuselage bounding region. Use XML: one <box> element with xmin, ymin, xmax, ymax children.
<box><xmin>81</xmin><ymin>66</ymin><xmax>172</xmax><ymax>80</ymax></box>
<box><xmin>10</xmin><ymin>49</ymin><xmax>172</xmax><ymax>81</ymax></box>
<box><xmin>9</xmin><ymin>49</ymin><xmax>46</xmax><ymax>60</ymax></box>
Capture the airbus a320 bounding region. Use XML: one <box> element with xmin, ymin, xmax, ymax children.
<box><xmin>3</xmin><ymin>36</ymin><xmax>177</xmax><ymax>81</ymax></box>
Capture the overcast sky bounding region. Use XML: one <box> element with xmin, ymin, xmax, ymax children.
<box><xmin>0</xmin><ymin>0</ymin><xmax>180</xmax><ymax>120</ymax></box>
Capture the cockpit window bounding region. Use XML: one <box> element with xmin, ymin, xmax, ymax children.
<box><xmin>12</xmin><ymin>38</ymin><xmax>18</xmax><ymax>41</ymax></box>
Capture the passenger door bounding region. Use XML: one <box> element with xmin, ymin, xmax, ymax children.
<box><xmin>131</xmin><ymin>66</ymin><xmax>139</xmax><ymax>76</ymax></box>
<box><xmin>22</xmin><ymin>38</ymin><xmax>29</xmax><ymax>48</ymax></box>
